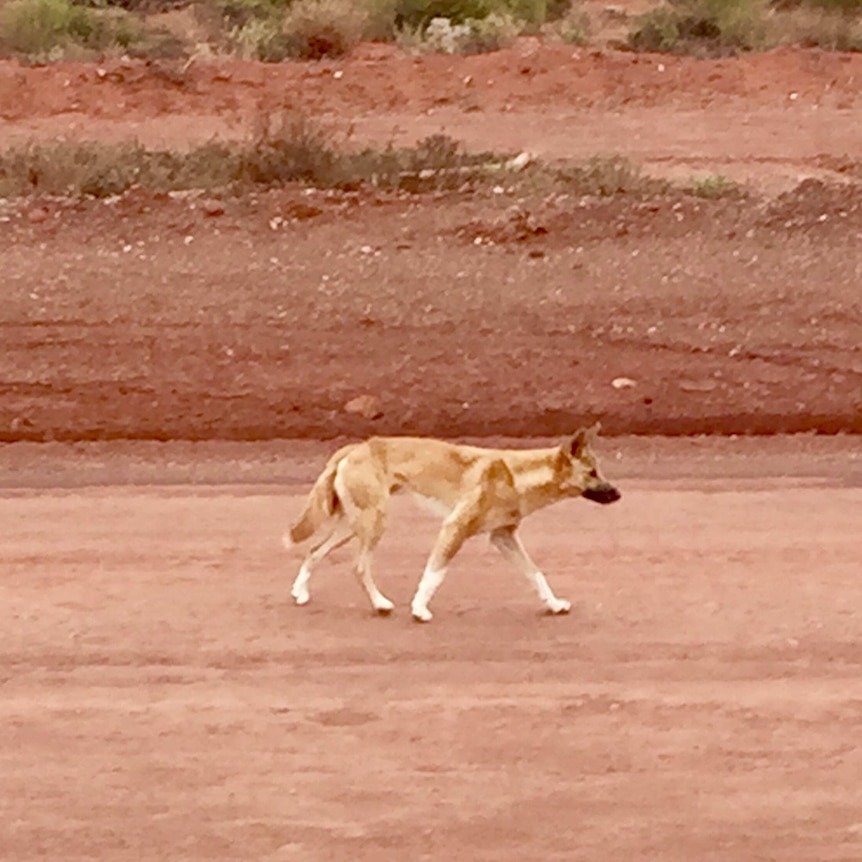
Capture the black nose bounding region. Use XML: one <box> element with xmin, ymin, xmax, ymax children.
<box><xmin>583</xmin><ymin>485</ymin><xmax>621</xmax><ymax>505</ymax></box>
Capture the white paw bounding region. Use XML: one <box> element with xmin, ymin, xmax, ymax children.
<box><xmin>546</xmin><ymin>598</ymin><xmax>571</xmax><ymax>615</ymax></box>
<box><xmin>411</xmin><ymin>605</ymin><xmax>433</xmax><ymax>623</ymax></box>
<box><xmin>374</xmin><ymin>596</ymin><xmax>395</xmax><ymax>616</ymax></box>
<box><xmin>292</xmin><ymin>588</ymin><xmax>310</xmax><ymax>606</ymax></box>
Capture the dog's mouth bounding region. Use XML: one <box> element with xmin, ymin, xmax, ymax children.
<box><xmin>583</xmin><ymin>485</ymin><xmax>621</xmax><ymax>505</ymax></box>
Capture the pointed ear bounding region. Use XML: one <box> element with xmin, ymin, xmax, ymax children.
<box><xmin>587</xmin><ymin>421</ymin><xmax>601</xmax><ymax>443</ymax></box>
<box><xmin>563</xmin><ymin>427</ymin><xmax>589</xmax><ymax>460</ymax></box>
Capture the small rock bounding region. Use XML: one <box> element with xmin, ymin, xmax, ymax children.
<box><xmin>679</xmin><ymin>379</ymin><xmax>717</xmax><ymax>393</ymax></box>
<box><xmin>27</xmin><ymin>206</ymin><xmax>51</xmax><ymax>224</ymax></box>
<box><xmin>611</xmin><ymin>377</ymin><xmax>637</xmax><ymax>390</ymax></box>
<box><xmin>344</xmin><ymin>394</ymin><xmax>383</xmax><ymax>420</ymax></box>
<box><xmin>604</xmin><ymin>5</ymin><xmax>627</xmax><ymax>19</ymax></box>
<box><xmin>200</xmin><ymin>199</ymin><xmax>225</xmax><ymax>217</ymax></box>
<box><xmin>506</xmin><ymin>152</ymin><xmax>533</xmax><ymax>172</ymax></box>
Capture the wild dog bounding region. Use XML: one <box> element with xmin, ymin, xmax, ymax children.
<box><xmin>284</xmin><ymin>424</ymin><xmax>620</xmax><ymax>622</ymax></box>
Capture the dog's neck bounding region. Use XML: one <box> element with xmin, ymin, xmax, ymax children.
<box><xmin>504</xmin><ymin>448</ymin><xmax>569</xmax><ymax>517</ymax></box>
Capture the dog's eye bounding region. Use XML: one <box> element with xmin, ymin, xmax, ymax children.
<box><xmin>589</xmin><ymin>469</ymin><xmax>598</xmax><ymax>478</ymax></box>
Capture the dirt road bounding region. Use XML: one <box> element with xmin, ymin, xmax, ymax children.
<box><xmin>2</xmin><ymin>439</ymin><xmax>861</xmax><ymax>861</ymax></box>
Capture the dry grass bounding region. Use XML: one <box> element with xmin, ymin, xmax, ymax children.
<box><xmin>688</xmin><ymin>174</ymin><xmax>743</xmax><ymax>199</ymax></box>
<box><xmin>770</xmin><ymin>5</ymin><xmax>862</xmax><ymax>50</ymax></box>
<box><xmin>0</xmin><ymin>114</ymin><xmax>750</xmax><ymax>201</ymax></box>
<box><xmin>628</xmin><ymin>0</ymin><xmax>771</xmax><ymax>55</ymax></box>
<box><xmin>545</xmin><ymin>2</ymin><xmax>590</xmax><ymax>44</ymax></box>
<box><xmin>554</xmin><ymin>156</ymin><xmax>670</xmax><ymax>197</ymax></box>
<box><xmin>0</xmin><ymin>118</ymin><xmax>510</xmax><ymax>198</ymax></box>
<box><xmin>0</xmin><ymin>0</ymin><xmax>183</xmax><ymax>60</ymax></box>
<box><xmin>281</xmin><ymin>0</ymin><xmax>369</xmax><ymax>59</ymax></box>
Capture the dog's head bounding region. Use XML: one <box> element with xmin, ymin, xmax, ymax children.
<box><xmin>555</xmin><ymin>423</ymin><xmax>621</xmax><ymax>505</ymax></box>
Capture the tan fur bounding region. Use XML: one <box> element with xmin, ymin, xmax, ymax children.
<box><xmin>286</xmin><ymin>424</ymin><xmax>620</xmax><ymax>622</ymax></box>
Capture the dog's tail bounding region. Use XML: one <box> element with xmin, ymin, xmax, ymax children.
<box><xmin>284</xmin><ymin>445</ymin><xmax>356</xmax><ymax>549</ymax></box>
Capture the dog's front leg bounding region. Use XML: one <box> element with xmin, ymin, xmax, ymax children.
<box><xmin>411</xmin><ymin>511</ymin><xmax>474</xmax><ymax>623</ymax></box>
<box><xmin>490</xmin><ymin>527</ymin><xmax>571</xmax><ymax>615</ymax></box>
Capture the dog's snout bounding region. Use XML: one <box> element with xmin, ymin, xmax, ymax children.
<box><xmin>583</xmin><ymin>484</ymin><xmax>621</xmax><ymax>505</ymax></box>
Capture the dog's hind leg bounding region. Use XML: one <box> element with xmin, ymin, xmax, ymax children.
<box><xmin>335</xmin><ymin>466</ymin><xmax>395</xmax><ymax>615</ymax></box>
<box><xmin>291</xmin><ymin>519</ymin><xmax>352</xmax><ymax>606</ymax></box>
<box><xmin>355</xmin><ymin>541</ymin><xmax>395</xmax><ymax>616</ymax></box>
<box><xmin>490</xmin><ymin>526</ymin><xmax>570</xmax><ymax>615</ymax></box>
<box><xmin>345</xmin><ymin>506</ymin><xmax>394</xmax><ymax>615</ymax></box>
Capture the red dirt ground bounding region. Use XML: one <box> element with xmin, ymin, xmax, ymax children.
<box><xmin>2</xmin><ymin>438</ymin><xmax>862</xmax><ymax>861</ymax></box>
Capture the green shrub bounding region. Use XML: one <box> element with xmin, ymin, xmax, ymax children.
<box><xmin>627</xmin><ymin>5</ymin><xmax>681</xmax><ymax>50</ymax></box>
<box><xmin>362</xmin><ymin>0</ymin><xmax>402</xmax><ymax>40</ymax></box>
<box><xmin>548</xmin><ymin>3</ymin><xmax>589</xmax><ymax>43</ymax></box>
<box><xmin>399</xmin><ymin>10</ymin><xmax>521</xmax><ymax>52</ymax></box>
<box><xmin>230</xmin><ymin>16</ymin><xmax>292</xmax><ymax>59</ymax></box>
<box><xmin>504</xmin><ymin>0</ymin><xmax>547</xmax><ymax>25</ymax></box>
<box><xmin>629</xmin><ymin>0</ymin><xmax>770</xmax><ymax>54</ymax></box>
<box><xmin>216</xmin><ymin>0</ymin><xmax>289</xmax><ymax>28</ymax></box>
<box><xmin>545</xmin><ymin>0</ymin><xmax>572</xmax><ymax>19</ymax></box>
<box><xmin>793</xmin><ymin>0</ymin><xmax>862</xmax><ymax>11</ymax></box>
<box><xmin>282</xmin><ymin>0</ymin><xmax>368</xmax><ymax>58</ymax></box>
<box><xmin>461</xmin><ymin>10</ymin><xmax>521</xmax><ymax>50</ymax></box>
<box><xmin>393</xmin><ymin>0</ymin><xmax>494</xmax><ymax>27</ymax></box>
<box><xmin>688</xmin><ymin>174</ymin><xmax>741</xmax><ymax>198</ymax></box>
<box><xmin>0</xmin><ymin>0</ymin><xmax>172</xmax><ymax>58</ymax></box>
<box><xmin>391</xmin><ymin>0</ymin><xmax>554</xmax><ymax>28</ymax></box>
<box><xmin>771</xmin><ymin>5</ymin><xmax>862</xmax><ymax>48</ymax></box>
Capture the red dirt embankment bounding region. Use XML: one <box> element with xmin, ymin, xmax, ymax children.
<box><xmin>0</xmin><ymin>43</ymin><xmax>860</xmax><ymax>440</ymax></box>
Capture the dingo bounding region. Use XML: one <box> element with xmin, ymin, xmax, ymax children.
<box><xmin>285</xmin><ymin>424</ymin><xmax>620</xmax><ymax>622</ymax></box>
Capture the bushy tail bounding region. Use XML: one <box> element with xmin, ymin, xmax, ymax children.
<box><xmin>284</xmin><ymin>445</ymin><xmax>355</xmax><ymax>548</ymax></box>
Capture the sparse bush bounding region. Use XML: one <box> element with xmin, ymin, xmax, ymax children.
<box><xmin>230</xmin><ymin>15</ymin><xmax>291</xmax><ymax>59</ymax></box>
<box><xmin>0</xmin><ymin>140</ymin><xmax>233</xmax><ymax>197</ymax></box>
<box><xmin>628</xmin><ymin>0</ymin><xmax>770</xmax><ymax>54</ymax></box>
<box><xmin>627</xmin><ymin>5</ymin><xmax>680</xmax><ymax>50</ymax></box>
<box><xmin>547</xmin><ymin>2</ymin><xmax>589</xmax><ymax>43</ymax></box>
<box><xmin>237</xmin><ymin>111</ymin><xmax>342</xmax><ymax>184</ymax></box>
<box><xmin>221</xmin><ymin>0</ymin><xmax>370</xmax><ymax>61</ymax></box>
<box><xmin>771</xmin><ymin>5</ymin><xmax>862</xmax><ymax>49</ymax></box>
<box><xmin>0</xmin><ymin>0</ymin><xmax>183</xmax><ymax>59</ymax></box>
<box><xmin>546</xmin><ymin>0</ymin><xmax>572</xmax><ymax>19</ymax></box>
<box><xmin>688</xmin><ymin>174</ymin><xmax>741</xmax><ymax>198</ymax></box>
<box><xmin>0</xmin><ymin>118</ymin><xmax>514</xmax><ymax>198</ymax></box>
<box><xmin>392</xmin><ymin>0</ymin><xmax>494</xmax><ymax>28</ymax></box>
<box><xmin>503</xmin><ymin>0</ymin><xmax>546</xmax><ymax>25</ymax></box>
<box><xmin>282</xmin><ymin>0</ymin><xmax>368</xmax><ymax>58</ymax></box>
<box><xmin>215</xmin><ymin>0</ymin><xmax>287</xmax><ymax>28</ymax></box>
<box><xmin>555</xmin><ymin>155</ymin><xmax>669</xmax><ymax>197</ymax></box>
<box><xmin>0</xmin><ymin>0</ymin><xmax>152</xmax><ymax>57</ymax></box>
<box><xmin>0</xmin><ymin>126</ymin><xmax>748</xmax><ymax>203</ymax></box>
<box><xmin>391</xmin><ymin>0</ymin><xmax>559</xmax><ymax>29</ymax></box>
<box><xmin>361</xmin><ymin>0</ymin><xmax>402</xmax><ymax>40</ymax></box>
<box><xmin>780</xmin><ymin>0</ymin><xmax>862</xmax><ymax>11</ymax></box>
<box><xmin>462</xmin><ymin>10</ymin><xmax>520</xmax><ymax>50</ymax></box>
<box><xmin>215</xmin><ymin>0</ymin><xmax>565</xmax><ymax>55</ymax></box>
<box><xmin>399</xmin><ymin>10</ymin><xmax>520</xmax><ymax>52</ymax></box>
